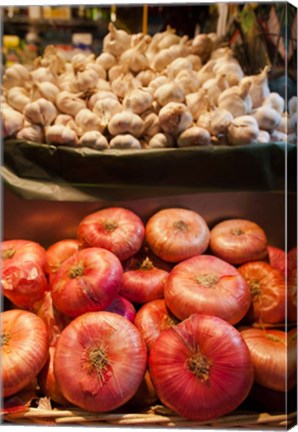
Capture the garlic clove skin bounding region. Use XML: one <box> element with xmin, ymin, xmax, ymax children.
<box><xmin>197</xmin><ymin>112</ymin><xmax>212</xmax><ymax>133</ymax></box>
<box><xmin>45</xmin><ymin>124</ymin><xmax>79</xmax><ymax>147</ymax></box>
<box><xmin>175</xmin><ymin>70</ymin><xmax>201</xmax><ymax>95</ymax></box>
<box><xmin>86</xmin><ymin>62</ymin><xmax>106</xmax><ymax>80</ymax></box>
<box><xmin>108</xmin><ymin>110</ymin><xmax>145</xmax><ymax>138</ymax></box>
<box><xmin>154</xmin><ymin>81</ymin><xmax>185</xmax><ymax>107</ymax></box>
<box><xmin>95</xmin><ymin>79</ymin><xmax>111</xmax><ymax>92</ymax></box>
<box><xmin>71</xmin><ymin>68</ymin><xmax>99</xmax><ymax>93</ymax></box>
<box><xmin>109</xmin><ymin>134</ymin><xmax>141</xmax><ymax>149</ymax></box>
<box><xmin>1</xmin><ymin>108</ymin><xmax>24</xmax><ymax>138</ymax></box>
<box><xmin>262</xmin><ymin>92</ymin><xmax>285</xmax><ymax>114</ymax></box>
<box><xmin>120</xmin><ymin>40</ymin><xmax>149</xmax><ymax>73</ymax></box>
<box><xmin>186</xmin><ymin>89</ymin><xmax>209</xmax><ymax>121</ymax></box>
<box><xmin>56</xmin><ymin>91</ymin><xmax>87</xmax><ymax>117</ymax></box>
<box><xmin>24</xmin><ymin>98</ymin><xmax>57</xmax><ymax>126</ymax></box>
<box><xmin>209</xmin><ymin>109</ymin><xmax>233</xmax><ymax>136</ymax></box>
<box><xmin>30</xmin><ymin>67</ymin><xmax>57</xmax><ymax>84</ymax></box>
<box><xmin>55</xmin><ymin>114</ymin><xmax>74</xmax><ymax>126</ymax></box>
<box><xmin>79</xmin><ymin>131</ymin><xmax>109</xmax><ymax>150</ymax></box>
<box><xmin>136</xmin><ymin>70</ymin><xmax>157</xmax><ymax>87</ymax></box>
<box><xmin>158</xmin><ymin>102</ymin><xmax>193</xmax><ymax>136</ymax></box>
<box><xmin>167</xmin><ymin>57</ymin><xmax>193</xmax><ymax>80</ymax></box>
<box><xmin>177</xmin><ymin>126</ymin><xmax>211</xmax><ymax>147</ymax></box>
<box><xmin>186</xmin><ymin>54</ymin><xmax>202</xmax><ymax>71</ymax></box>
<box><xmin>148</xmin><ymin>76</ymin><xmax>170</xmax><ymax>94</ymax></box>
<box><xmin>257</xmin><ymin>130</ymin><xmax>271</xmax><ymax>144</ymax></box>
<box><xmin>75</xmin><ymin>108</ymin><xmax>106</xmax><ymax>134</ymax></box>
<box><xmin>142</xmin><ymin>112</ymin><xmax>161</xmax><ymax>137</ymax></box>
<box><xmin>252</xmin><ymin>106</ymin><xmax>282</xmax><ymax>132</ymax></box>
<box><xmin>147</xmin><ymin>133</ymin><xmax>174</xmax><ymax>148</ymax></box>
<box><xmin>16</xmin><ymin>124</ymin><xmax>45</xmax><ymax>143</ymax></box>
<box><xmin>7</xmin><ymin>87</ymin><xmax>31</xmax><ymax>112</ymax></box>
<box><xmin>96</xmin><ymin>52</ymin><xmax>117</xmax><ymax>70</ymax></box>
<box><xmin>227</xmin><ymin>115</ymin><xmax>259</xmax><ymax>146</ymax></box>
<box><xmin>241</xmin><ymin>66</ymin><xmax>271</xmax><ymax>109</ymax></box>
<box><xmin>31</xmin><ymin>81</ymin><xmax>60</xmax><ymax>103</ymax></box>
<box><xmin>218</xmin><ymin>82</ymin><xmax>252</xmax><ymax>118</ymax></box>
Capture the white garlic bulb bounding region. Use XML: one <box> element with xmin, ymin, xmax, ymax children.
<box><xmin>257</xmin><ymin>130</ymin><xmax>271</xmax><ymax>143</ymax></box>
<box><xmin>31</xmin><ymin>81</ymin><xmax>60</xmax><ymax>103</ymax></box>
<box><xmin>186</xmin><ymin>88</ymin><xmax>210</xmax><ymax>121</ymax></box>
<box><xmin>88</xmin><ymin>91</ymin><xmax>118</xmax><ymax>110</ymax></box>
<box><xmin>45</xmin><ymin>125</ymin><xmax>79</xmax><ymax>146</ymax></box>
<box><xmin>209</xmin><ymin>108</ymin><xmax>233</xmax><ymax>136</ymax></box>
<box><xmin>167</xmin><ymin>57</ymin><xmax>193</xmax><ymax>79</ymax></box>
<box><xmin>7</xmin><ymin>87</ymin><xmax>31</xmax><ymax>112</ymax></box>
<box><xmin>147</xmin><ymin>133</ymin><xmax>174</xmax><ymax>148</ymax></box>
<box><xmin>142</xmin><ymin>112</ymin><xmax>161</xmax><ymax>138</ymax></box>
<box><xmin>16</xmin><ymin>124</ymin><xmax>45</xmax><ymax>143</ymax></box>
<box><xmin>30</xmin><ymin>67</ymin><xmax>57</xmax><ymax>84</ymax></box>
<box><xmin>262</xmin><ymin>92</ymin><xmax>285</xmax><ymax>114</ymax></box>
<box><xmin>108</xmin><ymin>109</ymin><xmax>145</xmax><ymax>138</ymax></box>
<box><xmin>191</xmin><ymin>34</ymin><xmax>214</xmax><ymax>62</ymax></box>
<box><xmin>75</xmin><ymin>108</ymin><xmax>105</xmax><ymax>134</ymax></box>
<box><xmin>110</xmin><ymin>134</ymin><xmax>141</xmax><ymax>149</ymax></box>
<box><xmin>252</xmin><ymin>106</ymin><xmax>281</xmax><ymax>132</ymax></box>
<box><xmin>148</xmin><ymin>76</ymin><xmax>170</xmax><ymax>94</ymax></box>
<box><xmin>24</xmin><ymin>98</ymin><xmax>57</xmax><ymax>126</ymax></box>
<box><xmin>175</xmin><ymin>70</ymin><xmax>201</xmax><ymax>95</ymax></box>
<box><xmin>241</xmin><ymin>66</ymin><xmax>271</xmax><ymax>109</ymax></box>
<box><xmin>3</xmin><ymin>64</ymin><xmax>31</xmax><ymax>89</ymax></box>
<box><xmin>136</xmin><ymin>70</ymin><xmax>157</xmax><ymax>87</ymax></box>
<box><xmin>227</xmin><ymin>115</ymin><xmax>259</xmax><ymax>146</ymax></box>
<box><xmin>154</xmin><ymin>81</ymin><xmax>185</xmax><ymax>107</ymax></box>
<box><xmin>186</xmin><ymin>54</ymin><xmax>202</xmax><ymax>71</ymax></box>
<box><xmin>159</xmin><ymin>102</ymin><xmax>193</xmax><ymax>136</ymax></box>
<box><xmin>56</xmin><ymin>91</ymin><xmax>87</xmax><ymax>117</ymax></box>
<box><xmin>218</xmin><ymin>81</ymin><xmax>252</xmax><ymax>117</ymax></box>
<box><xmin>93</xmin><ymin>98</ymin><xmax>123</xmax><ymax>127</ymax></box>
<box><xmin>120</xmin><ymin>39</ymin><xmax>149</xmax><ymax>73</ymax></box>
<box><xmin>177</xmin><ymin>126</ymin><xmax>211</xmax><ymax>147</ymax></box>
<box><xmin>103</xmin><ymin>23</ymin><xmax>131</xmax><ymax>57</ymax></box>
<box><xmin>1</xmin><ymin>108</ymin><xmax>24</xmax><ymax>138</ymax></box>
<box><xmin>79</xmin><ymin>131</ymin><xmax>109</xmax><ymax>150</ymax></box>
<box><xmin>96</xmin><ymin>52</ymin><xmax>117</xmax><ymax>70</ymax></box>
<box><xmin>270</xmin><ymin>130</ymin><xmax>287</xmax><ymax>143</ymax></box>
<box><xmin>123</xmin><ymin>89</ymin><xmax>153</xmax><ymax>115</ymax></box>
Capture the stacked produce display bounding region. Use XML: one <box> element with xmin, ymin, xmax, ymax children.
<box><xmin>1</xmin><ymin>206</ymin><xmax>297</xmax><ymax>425</ymax></box>
<box><xmin>2</xmin><ymin>23</ymin><xmax>297</xmax><ymax>149</ymax></box>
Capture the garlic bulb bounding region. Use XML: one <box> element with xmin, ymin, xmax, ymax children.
<box><xmin>167</xmin><ymin>57</ymin><xmax>193</xmax><ymax>79</ymax></box>
<box><xmin>71</xmin><ymin>68</ymin><xmax>99</xmax><ymax>93</ymax></box>
<box><xmin>186</xmin><ymin>88</ymin><xmax>210</xmax><ymax>121</ymax></box>
<box><xmin>71</xmin><ymin>53</ymin><xmax>95</xmax><ymax>72</ymax></box>
<box><xmin>148</xmin><ymin>76</ymin><xmax>170</xmax><ymax>94</ymax></box>
<box><xmin>214</xmin><ymin>59</ymin><xmax>244</xmax><ymax>86</ymax></box>
<box><xmin>276</xmin><ymin>112</ymin><xmax>290</xmax><ymax>134</ymax></box>
<box><xmin>202</xmin><ymin>74</ymin><xmax>228</xmax><ymax>105</ymax></box>
<box><xmin>88</xmin><ymin>91</ymin><xmax>118</xmax><ymax>110</ymax></box>
<box><xmin>218</xmin><ymin>81</ymin><xmax>252</xmax><ymax>117</ymax></box>
<box><xmin>123</xmin><ymin>88</ymin><xmax>153</xmax><ymax>115</ymax></box>
<box><xmin>24</xmin><ymin>98</ymin><xmax>57</xmax><ymax>126</ymax></box>
<box><xmin>136</xmin><ymin>70</ymin><xmax>156</xmax><ymax>87</ymax></box>
<box><xmin>30</xmin><ymin>81</ymin><xmax>60</xmax><ymax>103</ymax></box>
<box><xmin>288</xmin><ymin>96</ymin><xmax>297</xmax><ymax>116</ymax></box>
<box><xmin>79</xmin><ymin>131</ymin><xmax>109</xmax><ymax>150</ymax></box>
<box><xmin>150</xmin><ymin>48</ymin><xmax>177</xmax><ymax>73</ymax></box>
<box><xmin>45</xmin><ymin>125</ymin><xmax>79</xmax><ymax>146</ymax></box>
<box><xmin>257</xmin><ymin>130</ymin><xmax>271</xmax><ymax>143</ymax></box>
<box><xmin>3</xmin><ymin>64</ymin><xmax>31</xmax><ymax>89</ymax></box>
<box><xmin>252</xmin><ymin>106</ymin><xmax>281</xmax><ymax>132</ymax></box>
<box><xmin>227</xmin><ymin>116</ymin><xmax>259</xmax><ymax>146</ymax></box>
<box><xmin>108</xmin><ymin>62</ymin><xmax>130</xmax><ymax>82</ymax></box>
<box><xmin>262</xmin><ymin>92</ymin><xmax>284</xmax><ymax>114</ymax></box>
<box><xmin>142</xmin><ymin>112</ymin><xmax>161</xmax><ymax>137</ymax></box>
<box><xmin>103</xmin><ymin>23</ymin><xmax>131</xmax><ymax>57</ymax></box>
<box><xmin>56</xmin><ymin>91</ymin><xmax>86</xmax><ymax>117</ymax></box>
<box><xmin>154</xmin><ymin>81</ymin><xmax>185</xmax><ymax>107</ymax></box>
<box><xmin>159</xmin><ymin>102</ymin><xmax>193</xmax><ymax>136</ymax></box>
<box><xmin>177</xmin><ymin>126</ymin><xmax>211</xmax><ymax>147</ymax></box>
<box><xmin>30</xmin><ymin>67</ymin><xmax>57</xmax><ymax>84</ymax></box>
<box><xmin>209</xmin><ymin>108</ymin><xmax>233</xmax><ymax>136</ymax></box>
<box><xmin>197</xmin><ymin>60</ymin><xmax>216</xmax><ymax>84</ymax></box>
<box><xmin>95</xmin><ymin>79</ymin><xmax>111</xmax><ymax>92</ymax></box>
<box><xmin>75</xmin><ymin>109</ymin><xmax>105</xmax><ymax>134</ymax></box>
<box><xmin>120</xmin><ymin>39</ymin><xmax>149</xmax><ymax>73</ymax></box>
<box><xmin>108</xmin><ymin>109</ymin><xmax>145</xmax><ymax>138</ymax></box>
<box><xmin>1</xmin><ymin>108</ymin><xmax>24</xmax><ymax>138</ymax></box>
<box><xmin>197</xmin><ymin>112</ymin><xmax>212</xmax><ymax>132</ymax></box>
<box><xmin>55</xmin><ymin>114</ymin><xmax>74</xmax><ymax>126</ymax></box>
<box><xmin>186</xmin><ymin>54</ymin><xmax>202</xmax><ymax>71</ymax></box>
<box><xmin>110</xmin><ymin>134</ymin><xmax>141</xmax><ymax>149</ymax></box>
<box><xmin>96</xmin><ymin>52</ymin><xmax>117</xmax><ymax>70</ymax></box>
<box><xmin>16</xmin><ymin>124</ymin><xmax>45</xmax><ymax>143</ymax></box>
<box><xmin>93</xmin><ymin>98</ymin><xmax>123</xmax><ymax>127</ymax></box>
<box><xmin>147</xmin><ymin>133</ymin><xmax>174</xmax><ymax>148</ymax></box>
<box><xmin>270</xmin><ymin>130</ymin><xmax>287</xmax><ymax>143</ymax></box>
<box><xmin>191</xmin><ymin>33</ymin><xmax>213</xmax><ymax>62</ymax></box>
<box><xmin>175</xmin><ymin>70</ymin><xmax>201</xmax><ymax>95</ymax></box>
<box><xmin>241</xmin><ymin>66</ymin><xmax>270</xmax><ymax>109</ymax></box>
<box><xmin>158</xmin><ymin>26</ymin><xmax>181</xmax><ymax>50</ymax></box>
<box><xmin>7</xmin><ymin>87</ymin><xmax>31</xmax><ymax>112</ymax></box>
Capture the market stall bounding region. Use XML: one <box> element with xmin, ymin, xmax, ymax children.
<box><xmin>1</xmin><ymin>3</ymin><xmax>297</xmax><ymax>430</ymax></box>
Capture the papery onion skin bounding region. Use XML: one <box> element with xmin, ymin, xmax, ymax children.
<box><xmin>241</xmin><ymin>328</ymin><xmax>296</xmax><ymax>392</ymax></box>
<box><xmin>1</xmin><ymin>262</ymin><xmax>48</xmax><ymax>310</ymax></box>
<box><xmin>238</xmin><ymin>261</ymin><xmax>285</xmax><ymax>324</ymax></box>
<box><xmin>38</xmin><ymin>346</ymin><xmax>69</xmax><ymax>405</ymax></box>
<box><xmin>267</xmin><ymin>245</ymin><xmax>286</xmax><ymax>276</ymax></box>
<box><xmin>210</xmin><ymin>219</ymin><xmax>268</xmax><ymax>265</ymax></box>
<box><xmin>145</xmin><ymin>208</ymin><xmax>210</xmax><ymax>263</ymax></box>
<box><xmin>134</xmin><ymin>299</ymin><xmax>179</xmax><ymax>351</ymax></box>
<box><xmin>77</xmin><ymin>207</ymin><xmax>145</xmax><ymax>261</ymax></box>
<box><xmin>51</xmin><ymin>248</ymin><xmax>123</xmax><ymax>318</ymax></box>
<box><xmin>106</xmin><ymin>295</ymin><xmax>136</xmax><ymax>322</ymax></box>
<box><xmin>149</xmin><ymin>314</ymin><xmax>254</xmax><ymax>421</ymax></box>
<box><xmin>46</xmin><ymin>239</ymin><xmax>81</xmax><ymax>284</ymax></box>
<box><xmin>54</xmin><ymin>311</ymin><xmax>147</xmax><ymax>412</ymax></box>
<box><xmin>1</xmin><ymin>309</ymin><xmax>49</xmax><ymax>397</ymax></box>
<box><xmin>164</xmin><ymin>255</ymin><xmax>251</xmax><ymax>325</ymax></box>
<box><xmin>120</xmin><ymin>258</ymin><xmax>169</xmax><ymax>304</ymax></box>
<box><xmin>1</xmin><ymin>240</ymin><xmax>47</xmax><ymax>272</ymax></box>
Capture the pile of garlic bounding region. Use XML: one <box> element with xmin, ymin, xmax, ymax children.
<box><xmin>1</xmin><ymin>24</ymin><xmax>297</xmax><ymax>150</ymax></box>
